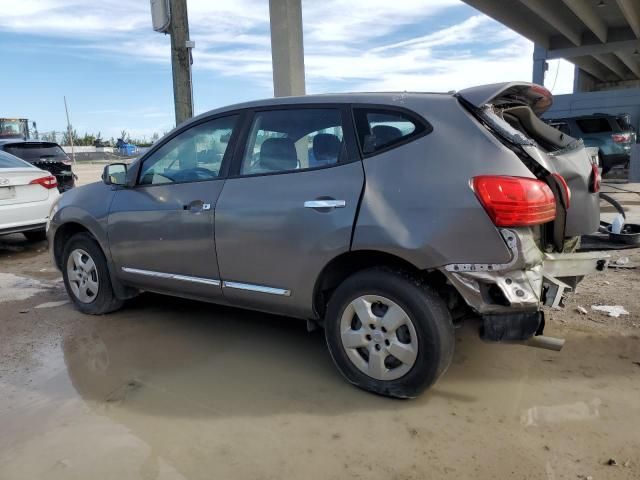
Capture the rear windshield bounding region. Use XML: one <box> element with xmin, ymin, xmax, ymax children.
<box><xmin>3</xmin><ymin>143</ymin><xmax>68</xmax><ymax>161</ymax></box>
<box><xmin>575</xmin><ymin>118</ymin><xmax>613</xmax><ymax>134</ymax></box>
<box><xmin>0</xmin><ymin>150</ymin><xmax>34</xmax><ymax>168</ymax></box>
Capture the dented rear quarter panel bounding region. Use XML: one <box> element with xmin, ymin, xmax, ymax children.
<box><xmin>352</xmin><ymin>95</ymin><xmax>538</xmax><ymax>269</ymax></box>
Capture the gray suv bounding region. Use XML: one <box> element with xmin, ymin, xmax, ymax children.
<box><xmin>48</xmin><ymin>82</ymin><xmax>605</xmax><ymax>398</ymax></box>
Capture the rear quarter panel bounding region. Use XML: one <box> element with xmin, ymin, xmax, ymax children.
<box><xmin>353</xmin><ymin>95</ymin><xmax>536</xmax><ymax>268</ymax></box>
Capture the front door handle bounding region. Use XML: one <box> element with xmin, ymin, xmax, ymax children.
<box><xmin>183</xmin><ymin>200</ymin><xmax>211</xmax><ymax>213</ymax></box>
<box><xmin>304</xmin><ymin>199</ymin><xmax>346</xmax><ymax>209</ymax></box>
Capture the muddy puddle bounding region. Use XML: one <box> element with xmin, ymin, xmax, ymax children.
<box><xmin>1</xmin><ymin>235</ymin><xmax>639</xmax><ymax>479</ymax></box>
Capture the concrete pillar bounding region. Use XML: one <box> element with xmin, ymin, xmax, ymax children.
<box><xmin>573</xmin><ymin>65</ymin><xmax>581</xmax><ymax>93</ymax></box>
<box><xmin>269</xmin><ymin>0</ymin><xmax>306</xmax><ymax>97</ymax></box>
<box><xmin>532</xmin><ymin>44</ymin><xmax>548</xmax><ymax>86</ymax></box>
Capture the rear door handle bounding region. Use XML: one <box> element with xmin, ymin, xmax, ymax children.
<box><xmin>304</xmin><ymin>199</ymin><xmax>346</xmax><ymax>209</ymax></box>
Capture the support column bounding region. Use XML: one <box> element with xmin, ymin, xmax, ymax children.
<box><xmin>532</xmin><ymin>44</ymin><xmax>548</xmax><ymax>86</ymax></box>
<box><xmin>269</xmin><ymin>0</ymin><xmax>306</xmax><ymax>97</ymax></box>
<box><xmin>572</xmin><ymin>64</ymin><xmax>581</xmax><ymax>93</ymax></box>
<box><xmin>169</xmin><ymin>0</ymin><xmax>193</xmax><ymax>125</ymax></box>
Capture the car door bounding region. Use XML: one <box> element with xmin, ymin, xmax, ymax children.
<box><xmin>108</xmin><ymin>114</ymin><xmax>240</xmax><ymax>300</ymax></box>
<box><xmin>215</xmin><ymin>105</ymin><xmax>364</xmax><ymax>318</ymax></box>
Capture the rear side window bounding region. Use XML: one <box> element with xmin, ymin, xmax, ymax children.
<box><xmin>575</xmin><ymin>118</ymin><xmax>612</xmax><ymax>134</ymax></box>
<box><xmin>354</xmin><ymin>108</ymin><xmax>428</xmax><ymax>155</ymax></box>
<box><xmin>3</xmin><ymin>143</ymin><xmax>68</xmax><ymax>162</ymax></box>
<box><xmin>0</xmin><ymin>151</ymin><xmax>34</xmax><ymax>168</ymax></box>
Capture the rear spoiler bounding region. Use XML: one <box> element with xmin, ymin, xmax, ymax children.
<box><xmin>457</xmin><ymin>82</ymin><xmax>553</xmax><ymax>115</ymax></box>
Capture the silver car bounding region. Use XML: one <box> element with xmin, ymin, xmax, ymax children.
<box><xmin>48</xmin><ymin>82</ymin><xmax>605</xmax><ymax>398</ymax></box>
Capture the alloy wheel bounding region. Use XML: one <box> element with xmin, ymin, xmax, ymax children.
<box><xmin>66</xmin><ymin>248</ymin><xmax>99</xmax><ymax>303</ymax></box>
<box><xmin>339</xmin><ymin>295</ymin><xmax>419</xmax><ymax>381</ymax></box>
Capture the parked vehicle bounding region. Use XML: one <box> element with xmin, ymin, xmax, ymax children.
<box><xmin>0</xmin><ymin>118</ymin><xmax>29</xmax><ymax>139</ymax></box>
<box><xmin>0</xmin><ymin>150</ymin><xmax>60</xmax><ymax>240</ymax></box>
<box><xmin>116</xmin><ymin>138</ymin><xmax>138</xmax><ymax>157</ymax></box>
<box><xmin>48</xmin><ymin>82</ymin><xmax>605</xmax><ymax>398</ymax></box>
<box><xmin>0</xmin><ymin>139</ymin><xmax>75</xmax><ymax>192</ymax></box>
<box><xmin>545</xmin><ymin>113</ymin><xmax>633</xmax><ymax>175</ymax></box>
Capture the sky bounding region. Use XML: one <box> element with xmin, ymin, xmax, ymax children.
<box><xmin>0</xmin><ymin>0</ymin><xmax>574</xmax><ymax>141</ymax></box>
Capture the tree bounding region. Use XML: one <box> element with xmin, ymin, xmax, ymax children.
<box><xmin>119</xmin><ymin>129</ymin><xmax>129</xmax><ymax>142</ymax></box>
<box><xmin>62</xmin><ymin>128</ymin><xmax>79</xmax><ymax>146</ymax></box>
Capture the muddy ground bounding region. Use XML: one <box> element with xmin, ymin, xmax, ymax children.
<box><xmin>0</xmin><ymin>166</ymin><xmax>639</xmax><ymax>479</ymax></box>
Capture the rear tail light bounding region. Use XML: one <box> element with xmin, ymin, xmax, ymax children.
<box><xmin>30</xmin><ymin>175</ymin><xmax>58</xmax><ymax>189</ymax></box>
<box><xmin>550</xmin><ymin>173</ymin><xmax>571</xmax><ymax>209</ymax></box>
<box><xmin>590</xmin><ymin>163</ymin><xmax>601</xmax><ymax>193</ymax></box>
<box><xmin>611</xmin><ymin>133</ymin><xmax>631</xmax><ymax>143</ymax></box>
<box><xmin>472</xmin><ymin>175</ymin><xmax>556</xmax><ymax>227</ymax></box>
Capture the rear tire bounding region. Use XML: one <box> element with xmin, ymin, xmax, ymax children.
<box><xmin>23</xmin><ymin>229</ymin><xmax>47</xmax><ymax>242</ymax></box>
<box><xmin>62</xmin><ymin>233</ymin><xmax>123</xmax><ymax>314</ymax></box>
<box><xmin>324</xmin><ymin>269</ymin><xmax>455</xmax><ymax>398</ymax></box>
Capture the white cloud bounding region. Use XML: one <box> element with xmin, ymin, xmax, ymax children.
<box><xmin>1</xmin><ymin>0</ymin><xmax>551</xmax><ymax>135</ymax></box>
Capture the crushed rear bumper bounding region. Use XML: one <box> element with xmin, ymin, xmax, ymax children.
<box><xmin>440</xmin><ymin>228</ymin><xmax>609</xmax><ymax>315</ymax></box>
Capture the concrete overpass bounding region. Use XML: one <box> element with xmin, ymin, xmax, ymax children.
<box><xmin>461</xmin><ymin>1</ymin><xmax>640</xmax><ymax>124</ymax></box>
<box><xmin>268</xmin><ymin>0</ymin><xmax>640</xmax><ymax>125</ymax></box>
<box><xmin>462</xmin><ymin>0</ymin><xmax>640</xmax><ymax>91</ymax></box>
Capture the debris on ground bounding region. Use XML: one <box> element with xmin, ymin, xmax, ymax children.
<box><xmin>606</xmin><ymin>458</ymin><xmax>618</xmax><ymax>466</ymax></box>
<box><xmin>576</xmin><ymin>306</ymin><xmax>588</xmax><ymax>315</ymax></box>
<box><xmin>591</xmin><ymin>305</ymin><xmax>630</xmax><ymax>317</ymax></box>
<box><xmin>615</xmin><ymin>257</ymin><xmax>629</xmax><ymax>265</ymax></box>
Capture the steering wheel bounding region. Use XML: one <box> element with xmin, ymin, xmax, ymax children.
<box><xmin>190</xmin><ymin>167</ymin><xmax>216</xmax><ymax>179</ymax></box>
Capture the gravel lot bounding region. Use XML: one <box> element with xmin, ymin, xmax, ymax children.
<box><xmin>0</xmin><ymin>164</ymin><xmax>639</xmax><ymax>479</ymax></box>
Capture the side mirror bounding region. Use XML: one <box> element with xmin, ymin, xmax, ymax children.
<box><xmin>102</xmin><ymin>163</ymin><xmax>128</xmax><ymax>186</ymax></box>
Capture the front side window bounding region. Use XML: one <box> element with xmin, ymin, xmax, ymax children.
<box><xmin>240</xmin><ymin>108</ymin><xmax>345</xmax><ymax>175</ymax></box>
<box><xmin>354</xmin><ymin>108</ymin><xmax>426</xmax><ymax>155</ymax></box>
<box><xmin>139</xmin><ymin>115</ymin><xmax>237</xmax><ymax>185</ymax></box>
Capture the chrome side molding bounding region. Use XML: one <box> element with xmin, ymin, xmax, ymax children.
<box><xmin>121</xmin><ymin>267</ymin><xmax>221</xmax><ymax>286</ymax></box>
<box><xmin>222</xmin><ymin>281</ymin><xmax>291</xmax><ymax>297</ymax></box>
<box><xmin>122</xmin><ymin>267</ymin><xmax>291</xmax><ymax>296</ymax></box>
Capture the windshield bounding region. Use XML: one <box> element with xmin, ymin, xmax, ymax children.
<box><xmin>0</xmin><ymin>119</ymin><xmax>27</xmax><ymax>138</ymax></box>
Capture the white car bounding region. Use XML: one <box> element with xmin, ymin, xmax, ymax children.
<box><xmin>0</xmin><ymin>150</ymin><xmax>60</xmax><ymax>241</ymax></box>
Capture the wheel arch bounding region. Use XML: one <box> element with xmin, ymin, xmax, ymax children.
<box><xmin>53</xmin><ymin>222</ymin><xmax>94</xmax><ymax>270</ymax></box>
<box><xmin>53</xmin><ymin>220</ymin><xmax>138</xmax><ymax>300</ymax></box>
<box><xmin>312</xmin><ymin>250</ymin><xmax>447</xmax><ymax>320</ymax></box>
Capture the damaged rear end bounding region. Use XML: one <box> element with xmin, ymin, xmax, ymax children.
<box><xmin>443</xmin><ymin>82</ymin><xmax>608</xmax><ymax>349</ymax></box>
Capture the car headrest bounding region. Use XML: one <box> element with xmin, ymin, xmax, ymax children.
<box><xmin>372</xmin><ymin>125</ymin><xmax>403</xmax><ymax>147</ymax></box>
<box><xmin>312</xmin><ymin>133</ymin><xmax>341</xmax><ymax>162</ymax></box>
<box><xmin>259</xmin><ymin>137</ymin><xmax>298</xmax><ymax>171</ymax></box>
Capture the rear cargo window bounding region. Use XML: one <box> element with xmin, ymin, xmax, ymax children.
<box><xmin>575</xmin><ymin>118</ymin><xmax>612</xmax><ymax>134</ymax></box>
<box><xmin>3</xmin><ymin>143</ymin><xmax>68</xmax><ymax>162</ymax></box>
<box><xmin>0</xmin><ymin>151</ymin><xmax>33</xmax><ymax>168</ymax></box>
<box><xmin>353</xmin><ymin>108</ymin><xmax>428</xmax><ymax>155</ymax></box>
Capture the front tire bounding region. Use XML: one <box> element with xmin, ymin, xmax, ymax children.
<box><xmin>324</xmin><ymin>269</ymin><xmax>455</xmax><ymax>398</ymax></box>
<box><xmin>62</xmin><ymin>233</ymin><xmax>123</xmax><ymax>314</ymax></box>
